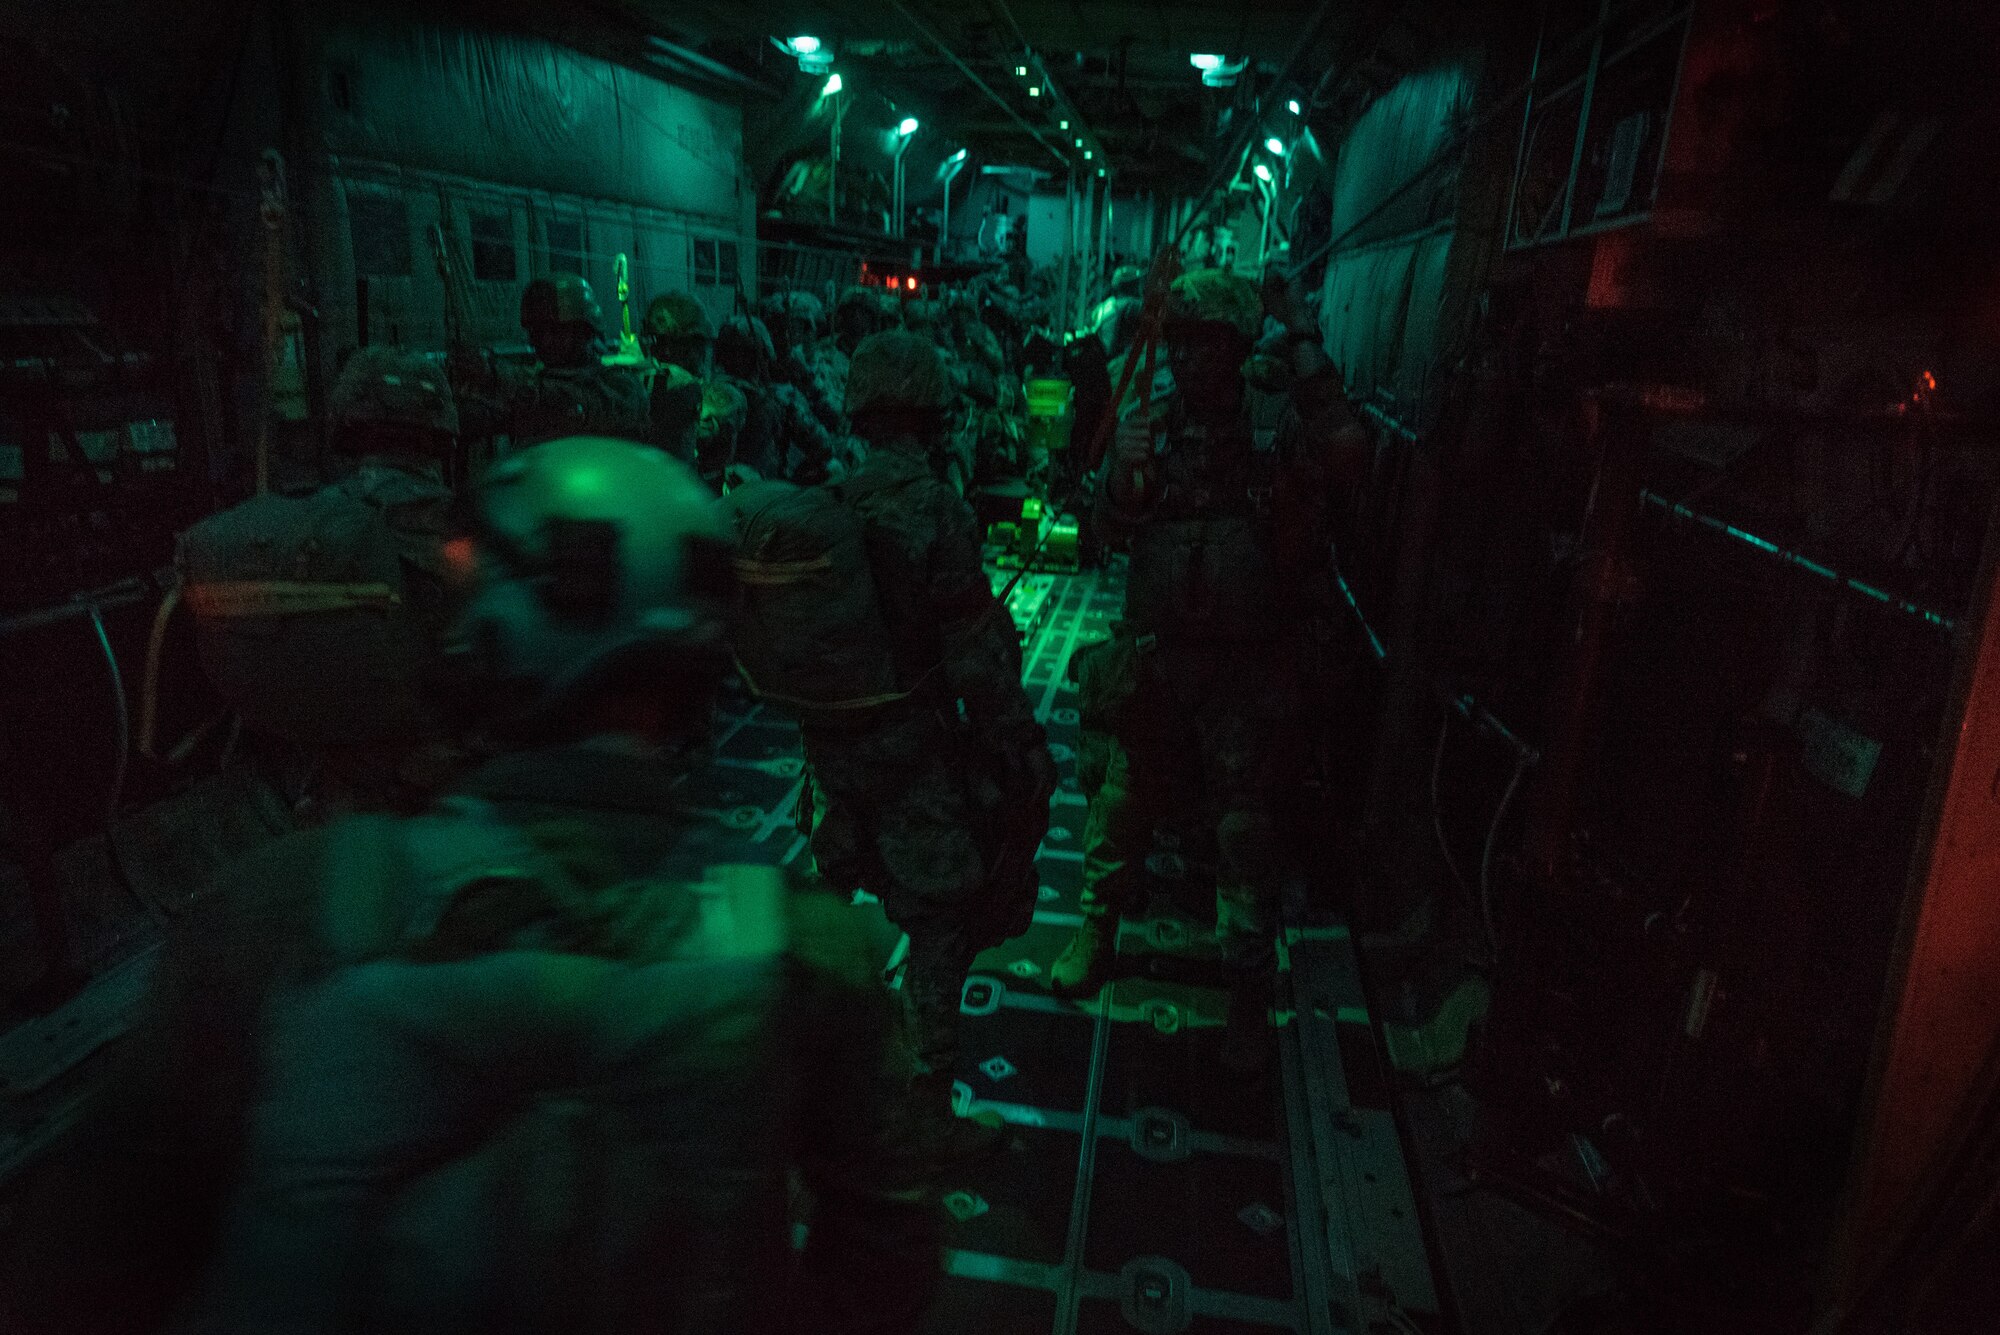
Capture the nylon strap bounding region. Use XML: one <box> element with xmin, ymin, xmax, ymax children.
<box><xmin>732</xmin><ymin>658</ymin><xmax>911</xmax><ymax>713</ymax></box>
<box><xmin>184</xmin><ymin>580</ymin><xmax>401</xmax><ymax>618</ymax></box>
<box><xmin>733</xmin><ymin>555</ymin><xmax>834</xmax><ymax>586</ymax></box>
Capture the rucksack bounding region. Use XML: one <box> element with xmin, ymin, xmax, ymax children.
<box><xmin>176</xmin><ymin>469</ymin><xmax>446</xmax><ymax>748</ymax></box>
<box><xmin>723</xmin><ymin>479</ymin><xmax>907</xmax><ymax>719</ymax></box>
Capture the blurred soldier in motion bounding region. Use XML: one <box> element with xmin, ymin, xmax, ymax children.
<box><xmin>1048</xmin><ymin>267</ymin><xmax>1367</xmax><ymax>1072</ymax></box>
<box><xmin>175</xmin><ymin>346</ymin><xmax>463</xmax><ymax>820</ymax></box>
<box><xmin>456</xmin><ymin>274</ymin><xmax>651</xmax><ymax>450</ymax></box>
<box><xmin>715</xmin><ymin>312</ymin><xmax>843</xmax><ymax>485</ymax></box>
<box><xmin>5</xmin><ymin>439</ymin><xmax>939</xmax><ymax>1335</ymax></box>
<box><xmin>803</xmin><ymin>331</ymin><xmax>1057</xmax><ymax>1157</ymax></box>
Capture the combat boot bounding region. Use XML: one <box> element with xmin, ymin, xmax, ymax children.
<box><xmin>906</xmin><ymin>1073</ymin><xmax>1007</xmax><ymax>1165</ymax></box>
<box><xmin>1048</xmin><ymin>916</ymin><xmax>1116</xmax><ymax>999</ymax></box>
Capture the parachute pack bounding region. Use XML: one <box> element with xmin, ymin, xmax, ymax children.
<box><xmin>176</xmin><ymin>469</ymin><xmax>448</xmax><ymax>748</ymax></box>
<box><xmin>723</xmin><ymin>479</ymin><xmax>906</xmax><ymax>719</ymax></box>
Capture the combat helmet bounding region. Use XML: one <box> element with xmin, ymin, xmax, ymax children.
<box><xmin>329</xmin><ymin>346</ymin><xmax>458</xmax><ymax>449</ymax></box>
<box><xmin>442</xmin><ymin>436</ymin><xmax>734</xmax><ymax>727</ymax></box>
<box><xmin>715</xmin><ymin>315</ymin><xmax>776</xmax><ymax>380</ymax></box>
<box><xmin>846</xmin><ymin>329</ymin><xmax>954</xmax><ymax>424</ymax></box>
<box><xmin>520</xmin><ymin>273</ymin><xmax>604</xmax><ymax>332</ymax></box>
<box><xmin>1163</xmin><ymin>269</ymin><xmax>1264</xmax><ymax>341</ymax></box>
<box><xmin>643</xmin><ymin>292</ymin><xmax>716</xmax><ymax>343</ymax></box>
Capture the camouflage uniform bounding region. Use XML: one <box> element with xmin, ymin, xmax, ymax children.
<box><xmin>717</xmin><ymin>314</ymin><xmax>841</xmax><ymax>485</ymax></box>
<box><xmin>803</xmin><ymin>333</ymin><xmax>1052</xmax><ymax>1080</ymax></box>
<box><xmin>760</xmin><ymin>292</ymin><xmax>844</xmax><ymax>431</ymax></box>
<box><xmin>183</xmin><ymin>347</ymin><xmax>463</xmax><ymax>817</ymax></box>
<box><xmin>450</xmin><ymin>276</ymin><xmax>652</xmax><ymax>451</ymax></box>
<box><xmin>1078</xmin><ymin>271</ymin><xmax>1363</xmax><ymax>967</ymax></box>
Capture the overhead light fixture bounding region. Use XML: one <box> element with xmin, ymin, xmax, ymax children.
<box><xmin>1074</xmin><ymin>137</ymin><xmax>1084</xmax><ymax>147</ymax></box>
<box><xmin>1287</xmin><ymin>98</ymin><xmax>1302</xmax><ymax>115</ymax></box>
<box><xmin>1265</xmin><ymin>136</ymin><xmax>1286</xmax><ymax>155</ymax></box>
<box><xmin>1097</xmin><ymin>167</ymin><xmax>1107</xmax><ymax>177</ymax></box>
<box><xmin>1059</xmin><ymin>119</ymin><xmax>1070</xmax><ymax>130</ymax></box>
<box><xmin>1083</xmin><ymin>149</ymin><xmax>1092</xmax><ymax>160</ymax></box>
<box><xmin>1201</xmin><ymin>56</ymin><xmax>1247</xmax><ymax>88</ymax></box>
<box><xmin>773</xmin><ymin>35</ymin><xmax>833</xmax><ymax>73</ymax></box>
<box><xmin>822</xmin><ymin>72</ymin><xmax>843</xmax><ymax>96</ymax></box>
<box><xmin>1029</xmin><ymin>86</ymin><xmax>1042</xmax><ymax>97</ymax></box>
<box><xmin>1015</xmin><ymin>64</ymin><xmax>1028</xmax><ymax>76</ymax></box>
<box><xmin>948</xmin><ymin>148</ymin><xmax>968</xmax><ymax>164</ymax></box>
<box><xmin>1253</xmin><ymin>162</ymin><xmax>1273</xmax><ymax>183</ymax></box>
<box><xmin>898</xmin><ymin>117</ymin><xmax>920</xmax><ymax>136</ymax></box>
<box><xmin>1190</xmin><ymin>53</ymin><xmax>1224</xmax><ymax>71</ymax></box>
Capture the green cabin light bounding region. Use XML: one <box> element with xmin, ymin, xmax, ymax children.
<box><xmin>787</xmin><ymin>35</ymin><xmax>822</xmax><ymax>56</ymax></box>
<box><xmin>1264</xmin><ymin>136</ymin><xmax>1286</xmax><ymax>155</ymax></box>
<box><xmin>822</xmin><ymin>72</ymin><xmax>842</xmax><ymax>96</ymax></box>
<box><xmin>1059</xmin><ymin>119</ymin><xmax>1070</xmax><ymax>130</ymax></box>
<box><xmin>897</xmin><ymin>116</ymin><xmax>919</xmax><ymax>136</ymax></box>
<box><xmin>1029</xmin><ymin>86</ymin><xmax>1042</xmax><ymax>97</ymax></box>
<box><xmin>1253</xmin><ymin>162</ymin><xmax>1273</xmax><ymax>183</ymax></box>
<box><xmin>1287</xmin><ymin>98</ymin><xmax>1302</xmax><ymax>115</ymax></box>
<box><xmin>1190</xmin><ymin>53</ymin><xmax>1224</xmax><ymax>71</ymax></box>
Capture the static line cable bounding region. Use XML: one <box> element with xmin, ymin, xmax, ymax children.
<box><xmin>885</xmin><ymin>0</ymin><xmax>1070</xmax><ymax>168</ymax></box>
<box><xmin>1480</xmin><ymin>753</ymin><xmax>1531</xmax><ymax>965</ymax></box>
<box><xmin>1170</xmin><ymin>0</ymin><xmax>1342</xmax><ymax>250</ymax></box>
<box><xmin>1431</xmin><ymin>718</ymin><xmax>1470</xmax><ymax>897</ymax></box>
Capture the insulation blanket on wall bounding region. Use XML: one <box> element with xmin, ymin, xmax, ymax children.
<box><xmin>1330</xmin><ymin>65</ymin><xmax>1474</xmax><ymax>250</ymax></box>
<box><xmin>1319</xmin><ymin>227</ymin><xmax>1453</xmax><ymax>406</ymax></box>
<box><xmin>1318</xmin><ymin>63</ymin><xmax>1476</xmax><ymax>412</ymax></box>
<box><xmin>315</xmin><ymin>17</ymin><xmax>740</xmax><ymax>224</ymax></box>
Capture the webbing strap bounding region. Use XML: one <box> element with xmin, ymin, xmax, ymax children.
<box><xmin>185</xmin><ymin>580</ymin><xmax>401</xmax><ymax>618</ymax></box>
<box><xmin>732</xmin><ymin>658</ymin><xmax>911</xmax><ymax>714</ymax></box>
<box><xmin>733</xmin><ymin>555</ymin><xmax>834</xmax><ymax>586</ymax></box>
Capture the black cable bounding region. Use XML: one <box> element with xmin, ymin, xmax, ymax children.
<box><xmin>88</xmin><ymin>604</ymin><xmax>164</xmax><ymax>922</ymax></box>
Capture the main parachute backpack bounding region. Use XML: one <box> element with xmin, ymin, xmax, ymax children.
<box><xmin>723</xmin><ymin>479</ymin><xmax>906</xmax><ymax>719</ymax></box>
<box><xmin>176</xmin><ymin>472</ymin><xmax>443</xmax><ymax>748</ymax></box>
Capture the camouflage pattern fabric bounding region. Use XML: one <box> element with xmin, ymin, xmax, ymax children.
<box><xmin>1088</xmin><ymin>365</ymin><xmax>1365</xmax><ymax>963</ymax></box>
<box><xmin>803</xmin><ymin>442</ymin><xmax>1049</xmax><ymax>1074</ymax></box>
<box><xmin>834</xmin><ymin>447</ymin><xmax>1036</xmax><ymax>735</ymax></box>
<box><xmin>459</xmin><ymin>358</ymin><xmax>652</xmax><ymax>451</ymax></box>
<box><xmin>777</xmin><ymin>345</ymin><xmax>843</xmax><ymax>430</ymax></box>
<box><xmin>331</xmin><ymin>347</ymin><xmax>458</xmax><ymax>435</ymax></box>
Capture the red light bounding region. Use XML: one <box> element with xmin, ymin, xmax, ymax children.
<box><xmin>441</xmin><ymin>536</ymin><xmax>478</xmax><ymax>582</ymax></box>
